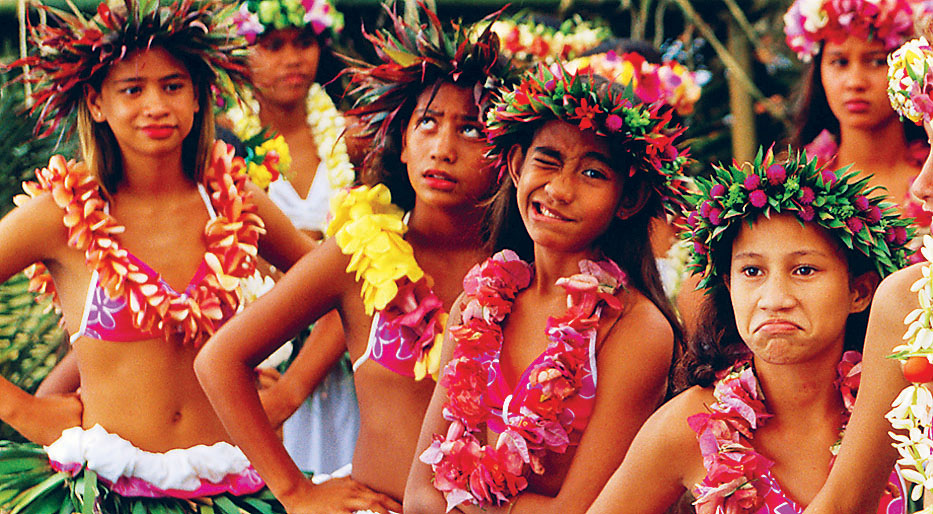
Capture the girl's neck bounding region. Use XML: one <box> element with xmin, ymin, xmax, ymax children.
<box><xmin>753</xmin><ymin>351</ymin><xmax>845</xmax><ymax>423</ymax></box>
<box><xmin>531</xmin><ymin>245</ymin><xmax>599</xmax><ymax>296</ymax></box>
<box><xmin>118</xmin><ymin>149</ymin><xmax>194</xmax><ymax>195</ymax></box>
<box><xmin>257</xmin><ymin>94</ymin><xmax>308</xmax><ymax>134</ymax></box>
<box><xmin>837</xmin><ymin>119</ymin><xmax>909</xmax><ymax>177</ymax></box>
<box><xmin>406</xmin><ymin>200</ymin><xmax>485</xmax><ymax>250</ymax></box>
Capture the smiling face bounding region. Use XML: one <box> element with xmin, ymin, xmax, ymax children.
<box><xmin>507</xmin><ymin>119</ymin><xmax>629</xmax><ymax>255</ymax></box>
<box><xmin>248</xmin><ymin>28</ymin><xmax>321</xmax><ymax>106</ymax></box>
<box><xmin>820</xmin><ymin>36</ymin><xmax>898</xmax><ymax>131</ymax></box>
<box><xmin>86</xmin><ymin>47</ymin><xmax>199</xmax><ymax>163</ymax></box>
<box><xmin>728</xmin><ymin>214</ymin><xmax>873</xmax><ymax>365</ymax></box>
<box><xmin>399</xmin><ymin>81</ymin><xmax>495</xmax><ymax>210</ymax></box>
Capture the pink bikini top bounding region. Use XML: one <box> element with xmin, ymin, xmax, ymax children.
<box><xmin>756</xmin><ymin>469</ymin><xmax>905</xmax><ymax>514</ymax></box>
<box><xmin>69</xmin><ymin>185</ymin><xmax>233</xmax><ymax>344</ymax></box>
<box><xmin>480</xmin><ymin>335</ymin><xmax>598</xmax><ymax>436</ymax></box>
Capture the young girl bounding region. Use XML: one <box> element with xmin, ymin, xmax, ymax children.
<box><xmin>0</xmin><ymin>1</ymin><xmax>393</xmax><ymax>512</ymax></box>
<box><xmin>226</xmin><ymin>0</ymin><xmax>359</xmax><ymax>477</ymax></box>
<box><xmin>798</xmin><ymin>35</ymin><xmax>933</xmax><ymax>514</ymax></box>
<box><xmin>194</xmin><ymin>6</ymin><xmax>519</xmax><ymax>512</ymax></box>
<box><xmin>586</xmin><ymin>148</ymin><xmax>913</xmax><ymax>514</ymax></box>
<box><xmin>785</xmin><ymin>0</ymin><xmax>929</xmax><ymax>238</ymax></box>
<box><xmin>403</xmin><ymin>65</ymin><xmax>686</xmax><ymax>514</ymax></box>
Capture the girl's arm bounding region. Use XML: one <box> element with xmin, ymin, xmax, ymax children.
<box><xmin>35</xmin><ymin>351</ymin><xmax>80</xmax><ymax>396</ymax></box>
<box><xmin>195</xmin><ymin>239</ymin><xmax>398</xmax><ymax>514</ymax></box>
<box><xmin>248</xmin><ymin>183</ymin><xmax>317</xmax><ymax>271</ymax></box>
<box><xmin>260</xmin><ymin>310</ymin><xmax>346</xmax><ymax>427</ymax></box>
<box><xmin>803</xmin><ymin>266</ymin><xmax>919</xmax><ymax>513</ymax></box>
<box><xmin>0</xmin><ymin>193</ymin><xmax>83</xmax><ymax>443</ymax></box>
<box><xmin>405</xmin><ymin>295</ymin><xmax>675</xmax><ymax>514</ymax></box>
<box><xmin>586</xmin><ymin>388</ymin><xmax>705</xmax><ymax>513</ymax></box>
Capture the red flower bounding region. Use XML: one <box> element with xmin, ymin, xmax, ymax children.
<box><xmin>749</xmin><ymin>190</ymin><xmax>767</xmax><ymax>208</ymax></box>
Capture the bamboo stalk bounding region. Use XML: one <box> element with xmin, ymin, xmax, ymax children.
<box><xmin>18</xmin><ymin>0</ymin><xmax>31</xmax><ymax>108</ymax></box>
<box><xmin>727</xmin><ymin>20</ymin><xmax>756</xmax><ymax>162</ymax></box>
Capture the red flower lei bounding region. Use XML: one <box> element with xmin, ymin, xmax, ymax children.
<box><xmin>687</xmin><ymin>351</ymin><xmax>862</xmax><ymax>513</ymax></box>
<box><xmin>419</xmin><ymin>250</ymin><xmax>627</xmax><ymax>511</ymax></box>
<box><xmin>15</xmin><ymin>141</ymin><xmax>265</xmax><ymax>347</ymax></box>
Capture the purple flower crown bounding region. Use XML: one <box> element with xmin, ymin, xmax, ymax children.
<box><xmin>486</xmin><ymin>64</ymin><xmax>690</xmax><ymax>216</ymax></box>
<box><xmin>232</xmin><ymin>0</ymin><xmax>343</xmax><ymax>45</ymax></box>
<box><xmin>685</xmin><ymin>146</ymin><xmax>913</xmax><ymax>290</ymax></box>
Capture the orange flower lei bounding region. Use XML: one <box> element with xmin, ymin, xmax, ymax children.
<box><xmin>15</xmin><ymin>141</ymin><xmax>265</xmax><ymax>346</ymax></box>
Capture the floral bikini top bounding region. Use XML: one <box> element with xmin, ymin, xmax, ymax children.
<box><xmin>19</xmin><ymin>141</ymin><xmax>264</xmax><ymax>347</ymax></box>
<box><xmin>325</xmin><ymin>185</ymin><xmax>445</xmax><ymax>381</ymax></box>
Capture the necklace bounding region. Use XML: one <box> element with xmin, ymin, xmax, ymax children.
<box><xmin>224</xmin><ymin>83</ymin><xmax>354</xmax><ymax>193</ymax></box>
<box><xmin>690</xmin><ymin>351</ymin><xmax>862</xmax><ymax>513</ymax></box>
<box><xmin>18</xmin><ymin>141</ymin><xmax>264</xmax><ymax>346</ymax></box>
<box><xmin>419</xmin><ymin>250</ymin><xmax>627</xmax><ymax>511</ymax></box>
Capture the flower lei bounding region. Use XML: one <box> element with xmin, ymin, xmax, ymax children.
<box><xmin>482</xmin><ymin>14</ymin><xmax>609</xmax><ymax>66</ymax></box>
<box><xmin>419</xmin><ymin>250</ymin><xmax>627</xmax><ymax>511</ymax></box>
<box><xmin>889</xmin><ymin>37</ymin><xmax>933</xmax><ymax>125</ymax></box>
<box><xmin>486</xmin><ymin>64</ymin><xmax>690</xmax><ymax>216</ymax></box>
<box><xmin>223</xmin><ymin>83</ymin><xmax>354</xmax><ymax>192</ymax></box>
<box><xmin>684</xmin><ymin>146</ymin><xmax>913</xmax><ymax>290</ymax></box>
<box><xmin>232</xmin><ymin>0</ymin><xmax>343</xmax><ymax>44</ymax></box>
<box><xmin>566</xmin><ymin>51</ymin><xmax>704</xmax><ymax>116</ymax></box>
<box><xmin>783</xmin><ymin>0</ymin><xmax>918</xmax><ymax>62</ymax></box>
<box><xmin>688</xmin><ymin>352</ymin><xmax>862</xmax><ymax>513</ymax></box>
<box><xmin>7</xmin><ymin>0</ymin><xmax>248</xmax><ymax>138</ymax></box>
<box><xmin>324</xmin><ymin>184</ymin><xmax>445</xmax><ymax>381</ymax></box>
<box><xmin>14</xmin><ymin>141</ymin><xmax>264</xmax><ymax>347</ymax></box>
<box><xmin>887</xmin><ymin>236</ymin><xmax>933</xmax><ymax>503</ymax></box>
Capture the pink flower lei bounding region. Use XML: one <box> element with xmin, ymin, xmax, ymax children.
<box><xmin>419</xmin><ymin>250</ymin><xmax>627</xmax><ymax>511</ymax></box>
<box><xmin>688</xmin><ymin>351</ymin><xmax>862</xmax><ymax>513</ymax></box>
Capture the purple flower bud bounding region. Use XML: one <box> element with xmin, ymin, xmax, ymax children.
<box><xmin>846</xmin><ymin>218</ymin><xmax>864</xmax><ymax>234</ymax></box>
<box><xmin>710</xmin><ymin>184</ymin><xmax>726</xmax><ymax>198</ymax></box>
<box><xmin>766</xmin><ymin>164</ymin><xmax>786</xmax><ymax>184</ymax></box>
<box><xmin>854</xmin><ymin>196</ymin><xmax>870</xmax><ymax>212</ymax></box>
<box><xmin>821</xmin><ymin>170</ymin><xmax>837</xmax><ymax>187</ymax></box>
<box><xmin>867</xmin><ymin>206</ymin><xmax>882</xmax><ymax>224</ymax></box>
<box><xmin>687</xmin><ymin>211</ymin><xmax>698</xmax><ymax>228</ymax></box>
<box><xmin>885</xmin><ymin>227</ymin><xmax>896</xmax><ymax>243</ymax></box>
<box><xmin>708</xmin><ymin>207</ymin><xmax>723</xmax><ymax>226</ymax></box>
<box><xmin>743</xmin><ymin>174</ymin><xmax>761</xmax><ymax>191</ymax></box>
<box><xmin>799</xmin><ymin>187</ymin><xmax>816</xmax><ymax>205</ymax></box>
<box><xmin>749</xmin><ymin>189</ymin><xmax>767</xmax><ymax>208</ymax></box>
<box><xmin>799</xmin><ymin>205</ymin><xmax>815</xmax><ymax>222</ymax></box>
<box><xmin>693</xmin><ymin>241</ymin><xmax>707</xmax><ymax>255</ymax></box>
<box><xmin>895</xmin><ymin>226</ymin><xmax>908</xmax><ymax>245</ymax></box>
<box><xmin>699</xmin><ymin>201</ymin><xmax>712</xmax><ymax>218</ymax></box>
<box><xmin>606</xmin><ymin>114</ymin><xmax>624</xmax><ymax>132</ymax></box>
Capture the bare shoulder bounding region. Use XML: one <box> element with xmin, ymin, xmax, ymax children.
<box><xmin>635</xmin><ymin>385</ymin><xmax>711</xmax><ymax>455</ymax></box>
<box><xmin>871</xmin><ymin>263</ymin><xmax>926</xmax><ymax>322</ymax></box>
<box><xmin>0</xmin><ymin>191</ymin><xmax>69</xmax><ymax>261</ymax></box>
<box><xmin>604</xmin><ymin>288</ymin><xmax>674</xmax><ymax>350</ymax></box>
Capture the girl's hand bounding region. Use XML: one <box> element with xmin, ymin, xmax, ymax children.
<box><xmin>15</xmin><ymin>392</ymin><xmax>83</xmax><ymax>445</ymax></box>
<box><xmin>280</xmin><ymin>476</ymin><xmax>402</xmax><ymax>514</ymax></box>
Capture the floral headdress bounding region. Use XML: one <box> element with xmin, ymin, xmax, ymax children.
<box><xmin>783</xmin><ymin>0</ymin><xmax>923</xmax><ymax>62</ymax></box>
<box><xmin>486</xmin><ymin>64</ymin><xmax>690</xmax><ymax>215</ymax></box>
<box><xmin>482</xmin><ymin>13</ymin><xmax>609</xmax><ymax>66</ymax></box>
<box><xmin>232</xmin><ymin>0</ymin><xmax>343</xmax><ymax>45</ymax></box>
<box><xmin>684</xmin><ymin>146</ymin><xmax>913</xmax><ymax>290</ymax></box>
<box><xmin>344</xmin><ymin>4</ymin><xmax>520</xmax><ymax>171</ymax></box>
<box><xmin>888</xmin><ymin>37</ymin><xmax>933</xmax><ymax>123</ymax></box>
<box><xmin>5</xmin><ymin>0</ymin><xmax>248</xmax><ymax>138</ymax></box>
<box><xmin>566</xmin><ymin>51</ymin><xmax>704</xmax><ymax>116</ymax></box>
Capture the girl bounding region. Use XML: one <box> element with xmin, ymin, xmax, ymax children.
<box><xmin>0</xmin><ymin>0</ymin><xmax>392</xmax><ymax>512</ymax></box>
<box><xmin>785</xmin><ymin>0</ymin><xmax>929</xmax><ymax>237</ymax></box>
<box><xmin>404</xmin><ymin>66</ymin><xmax>686</xmax><ymax>514</ymax></box>
<box><xmin>194</xmin><ymin>6</ymin><xmax>519</xmax><ymax>513</ymax></box>
<box><xmin>800</xmin><ymin>35</ymin><xmax>933</xmax><ymax>514</ymax></box>
<box><xmin>587</xmin><ymin>148</ymin><xmax>913</xmax><ymax>514</ymax></box>
<box><xmin>227</xmin><ymin>0</ymin><xmax>359</xmax><ymax>477</ymax></box>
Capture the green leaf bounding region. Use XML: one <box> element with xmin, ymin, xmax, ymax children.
<box><xmin>10</xmin><ymin>473</ymin><xmax>67</xmax><ymax>514</ymax></box>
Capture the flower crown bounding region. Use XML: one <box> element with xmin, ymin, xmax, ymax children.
<box><xmin>5</xmin><ymin>0</ymin><xmax>248</xmax><ymax>138</ymax></box>
<box><xmin>684</xmin><ymin>147</ymin><xmax>913</xmax><ymax>290</ymax></box>
<box><xmin>566</xmin><ymin>51</ymin><xmax>704</xmax><ymax>116</ymax></box>
<box><xmin>344</xmin><ymin>4</ymin><xmax>520</xmax><ymax>170</ymax></box>
<box><xmin>482</xmin><ymin>14</ymin><xmax>609</xmax><ymax>66</ymax></box>
<box><xmin>888</xmin><ymin>37</ymin><xmax>933</xmax><ymax>123</ymax></box>
<box><xmin>486</xmin><ymin>64</ymin><xmax>690</xmax><ymax>215</ymax></box>
<box><xmin>783</xmin><ymin>0</ymin><xmax>920</xmax><ymax>62</ymax></box>
<box><xmin>232</xmin><ymin>0</ymin><xmax>343</xmax><ymax>45</ymax></box>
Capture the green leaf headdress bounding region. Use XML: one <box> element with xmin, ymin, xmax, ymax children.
<box><xmin>684</xmin><ymin>146</ymin><xmax>914</xmax><ymax>290</ymax></box>
<box><xmin>344</xmin><ymin>3</ymin><xmax>521</xmax><ymax>171</ymax></box>
<box><xmin>5</xmin><ymin>0</ymin><xmax>249</xmax><ymax>138</ymax></box>
<box><xmin>485</xmin><ymin>63</ymin><xmax>691</xmax><ymax>216</ymax></box>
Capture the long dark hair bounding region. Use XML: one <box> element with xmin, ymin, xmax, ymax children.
<box><xmin>676</xmin><ymin>219</ymin><xmax>874</xmax><ymax>390</ymax></box>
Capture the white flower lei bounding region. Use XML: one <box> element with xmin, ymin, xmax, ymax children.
<box><xmin>887</xmin><ymin>234</ymin><xmax>933</xmax><ymax>502</ymax></box>
<box><xmin>224</xmin><ymin>82</ymin><xmax>355</xmax><ymax>192</ymax></box>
